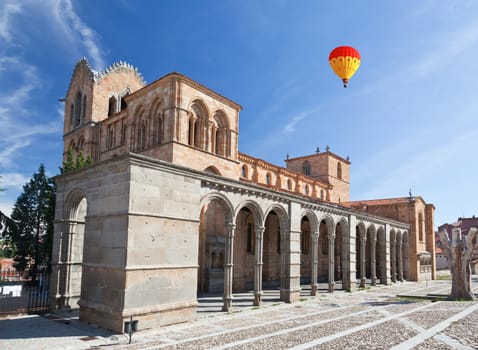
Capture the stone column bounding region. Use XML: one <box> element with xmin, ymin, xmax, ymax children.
<box><xmin>360</xmin><ymin>232</ymin><xmax>367</xmax><ymax>288</ymax></box>
<box><xmin>328</xmin><ymin>229</ymin><xmax>336</xmax><ymax>292</ymax></box>
<box><xmin>210</xmin><ymin>124</ymin><xmax>216</xmax><ymax>153</ymax></box>
<box><xmin>390</xmin><ymin>233</ymin><xmax>397</xmax><ymax>283</ymax></box>
<box><xmin>343</xmin><ymin>215</ymin><xmax>357</xmax><ymax>291</ymax></box>
<box><xmin>397</xmin><ymin>236</ymin><xmax>404</xmax><ymax>282</ymax></box>
<box><xmin>50</xmin><ymin>219</ymin><xmax>66</xmax><ymax>309</ymax></box>
<box><xmin>310</xmin><ymin>230</ymin><xmax>319</xmax><ymax>296</ymax></box>
<box><xmin>370</xmin><ymin>232</ymin><xmax>377</xmax><ymax>286</ymax></box>
<box><xmin>383</xmin><ymin>224</ymin><xmax>391</xmax><ymax>285</ymax></box>
<box><xmin>254</xmin><ymin>227</ymin><xmax>265</xmax><ymax>306</ymax></box>
<box><xmin>223</xmin><ymin>223</ymin><xmax>235</xmax><ymax>312</ymax></box>
<box><xmin>403</xmin><ymin>236</ymin><xmax>409</xmax><ymax>280</ymax></box>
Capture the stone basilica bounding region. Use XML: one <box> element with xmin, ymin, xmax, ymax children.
<box><xmin>49</xmin><ymin>58</ymin><xmax>436</xmax><ymax>332</ymax></box>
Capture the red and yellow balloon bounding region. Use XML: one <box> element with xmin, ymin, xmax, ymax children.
<box><xmin>329</xmin><ymin>46</ymin><xmax>361</xmax><ymax>88</ymax></box>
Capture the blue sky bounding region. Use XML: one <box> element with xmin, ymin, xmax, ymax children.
<box><xmin>0</xmin><ymin>0</ymin><xmax>477</xmax><ymax>227</ymax></box>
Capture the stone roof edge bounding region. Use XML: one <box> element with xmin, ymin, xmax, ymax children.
<box><xmin>66</xmin><ymin>57</ymin><xmax>146</xmax><ymax>95</ymax></box>
<box><xmin>238</xmin><ymin>152</ymin><xmax>332</xmax><ymax>189</ymax></box>
<box><xmin>286</xmin><ymin>151</ymin><xmax>351</xmax><ymax>165</ymax></box>
<box><xmin>54</xmin><ymin>152</ymin><xmax>408</xmax><ymax>229</ymax></box>
<box><xmin>146</xmin><ymin>72</ymin><xmax>243</xmax><ymax>111</ymax></box>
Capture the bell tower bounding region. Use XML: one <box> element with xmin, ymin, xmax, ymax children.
<box><xmin>62</xmin><ymin>58</ymin><xmax>145</xmax><ymax>163</ymax></box>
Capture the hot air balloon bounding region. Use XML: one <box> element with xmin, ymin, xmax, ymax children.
<box><xmin>329</xmin><ymin>46</ymin><xmax>361</xmax><ymax>88</ymax></box>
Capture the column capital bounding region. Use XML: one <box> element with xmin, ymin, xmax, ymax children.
<box><xmin>254</xmin><ymin>226</ymin><xmax>265</xmax><ymax>235</ymax></box>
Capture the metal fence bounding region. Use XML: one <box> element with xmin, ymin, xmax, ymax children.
<box><xmin>0</xmin><ymin>269</ymin><xmax>50</xmax><ymax>315</ymax></box>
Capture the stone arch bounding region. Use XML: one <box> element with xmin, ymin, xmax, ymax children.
<box><xmin>318</xmin><ymin>214</ymin><xmax>335</xmax><ymax>281</ymax></box>
<box><xmin>302</xmin><ymin>161</ymin><xmax>311</xmax><ymax>176</ymax></box>
<box><xmin>235</xmin><ymin>200</ymin><xmax>264</xmax><ymax>225</ymax></box>
<box><xmin>197</xmin><ymin>193</ymin><xmax>234</xmax><ymax>295</ymax></box>
<box><xmin>265</xmin><ymin>172</ymin><xmax>272</xmax><ymax>186</ymax></box>
<box><xmin>241</xmin><ymin>164</ymin><xmax>248</xmax><ymax>178</ymax></box>
<box><xmin>190</xmin><ymin>99</ymin><xmax>209</xmax><ymax>150</ymax></box>
<box><xmin>334</xmin><ymin>217</ymin><xmax>348</xmax><ymax>285</ymax></box>
<box><xmin>52</xmin><ymin>188</ymin><xmax>88</xmax><ymax>309</ymax></box>
<box><xmin>231</xmin><ymin>200</ymin><xmax>263</xmax><ymax>295</ymax></box>
<box><xmin>262</xmin><ymin>204</ymin><xmax>289</xmax><ymax>298</ymax></box>
<box><xmin>203</xmin><ymin>166</ymin><xmax>222</xmax><ymax>176</ymax></box>
<box><xmin>212</xmin><ymin>109</ymin><xmax>230</xmax><ymax>157</ymax></box>
<box><xmin>298</xmin><ymin>210</ymin><xmax>318</xmax><ymax>293</ymax></box>
<box><xmin>199</xmin><ymin>192</ymin><xmax>234</xmax><ymax>223</ymax></box>
<box><xmin>150</xmin><ymin>98</ymin><xmax>163</xmax><ymax>145</ymax></box>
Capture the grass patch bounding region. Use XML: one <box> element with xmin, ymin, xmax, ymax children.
<box><xmin>436</xmin><ymin>274</ymin><xmax>451</xmax><ymax>280</ymax></box>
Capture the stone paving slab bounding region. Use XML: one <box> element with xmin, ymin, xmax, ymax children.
<box><xmin>2</xmin><ymin>277</ymin><xmax>478</xmax><ymax>349</ymax></box>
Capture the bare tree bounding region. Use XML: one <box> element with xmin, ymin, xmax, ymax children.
<box><xmin>439</xmin><ymin>227</ymin><xmax>478</xmax><ymax>300</ymax></box>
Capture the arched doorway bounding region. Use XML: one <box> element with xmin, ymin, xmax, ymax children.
<box><xmin>263</xmin><ymin>211</ymin><xmax>281</xmax><ymax>288</ymax></box>
<box><xmin>300</xmin><ymin>216</ymin><xmax>312</xmax><ymax>285</ymax></box>
<box><xmin>197</xmin><ymin>199</ymin><xmax>228</xmax><ymax>294</ymax></box>
<box><xmin>334</xmin><ymin>221</ymin><xmax>345</xmax><ymax>286</ymax></box>
<box><xmin>233</xmin><ymin>207</ymin><xmax>257</xmax><ymax>291</ymax></box>
<box><xmin>51</xmin><ymin>190</ymin><xmax>87</xmax><ymax>309</ymax></box>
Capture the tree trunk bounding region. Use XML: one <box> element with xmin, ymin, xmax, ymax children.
<box><xmin>439</xmin><ymin>227</ymin><xmax>477</xmax><ymax>300</ymax></box>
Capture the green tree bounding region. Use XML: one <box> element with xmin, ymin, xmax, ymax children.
<box><xmin>10</xmin><ymin>164</ymin><xmax>56</xmax><ymax>278</ymax></box>
<box><xmin>61</xmin><ymin>148</ymin><xmax>75</xmax><ymax>173</ymax></box>
<box><xmin>60</xmin><ymin>148</ymin><xmax>93</xmax><ymax>174</ymax></box>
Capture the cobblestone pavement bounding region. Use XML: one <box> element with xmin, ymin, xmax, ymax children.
<box><xmin>2</xmin><ymin>276</ymin><xmax>478</xmax><ymax>350</ymax></box>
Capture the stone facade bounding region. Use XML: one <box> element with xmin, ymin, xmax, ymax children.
<box><xmin>49</xmin><ymin>58</ymin><xmax>435</xmax><ymax>332</ymax></box>
<box><xmin>344</xmin><ymin>197</ymin><xmax>436</xmax><ymax>281</ymax></box>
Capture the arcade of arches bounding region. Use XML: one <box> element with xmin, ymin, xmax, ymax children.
<box><xmin>50</xmin><ymin>59</ymin><xmax>435</xmax><ymax>333</ymax></box>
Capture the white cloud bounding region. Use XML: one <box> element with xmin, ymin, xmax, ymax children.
<box><xmin>283</xmin><ymin>112</ymin><xmax>308</xmax><ymax>134</ymax></box>
<box><xmin>48</xmin><ymin>0</ymin><xmax>106</xmax><ymax>69</ymax></box>
<box><xmin>0</xmin><ymin>1</ymin><xmax>22</xmax><ymax>43</ymax></box>
<box><xmin>0</xmin><ymin>173</ymin><xmax>29</xmax><ymax>190</ymax></box>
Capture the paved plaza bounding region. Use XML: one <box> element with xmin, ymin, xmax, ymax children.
<box><xmin>1</xmin><ymin>276</ymin><xmax>478</xmax><ymax>349</ymax></box>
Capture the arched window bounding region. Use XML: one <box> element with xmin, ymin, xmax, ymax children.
<box><xmin>303</xmin><ymin>161</ymin><xmax>311</xmax><ymax>176</ymax></box>
<box><xmin>73</xmin><ymin>92</ymin><xmax>82</xmax><ymax>127</ymax></box>
<box><xmin>192</xmin><ymin>103</ymin><xmax>207</xmax><ymax>150</ymax></box>
<box><xmin>70</xmin><ymin>104</ymin><xmax>74</xmax><ymax>126</ymax></box>
<box><xmin>137</xmin><ymin>121</ymin><xmax>147</xmax><ymax>150</ymax></box>
<box><xmin>213</xmin><ymin>111</ymin><xmax>229</xmax><ymax>157</ymax></box>
<box><xmin>108</xmin><ymin>96</ymin><xmax>117</xmax><ymax>116</ymax></box>
<box><xmin>215</xmin><ymin>128</ymin><xmax>225</xmax><ymax>155</ymax></box>
<box><xmin>156</xmin><ymin>116</ymin><xmax>163</xmax><ymax>144</ymax></box>
<box><xmin>337</xmin><ymin>162</ymin><xmax>342</xmax><ymax>179</ymax></box>
<box><xmin>242</xmin><ymin>165</ymin><xmax>248</xmax><ymax>178</ymax></box>
<box><xmin>266</xmin><ymin>173</ymin><xmax>271</xmax><ymax>185</ymax></box>
<box><xmin>118</xmin><ymin>89</ymin><xmax>130</xmax><ymax>111</ymax></box>
<box><xmin>194</xmin><ymin>120</ymin><xmax>203</xmax><ymax>148</ymax></box>
<box><xmin>81</xmin><ymin>94</ymin><xmax>86</xmax><ymax>124</ymax></box>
